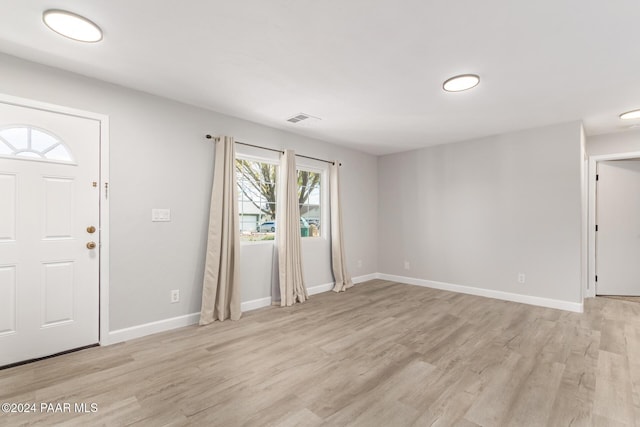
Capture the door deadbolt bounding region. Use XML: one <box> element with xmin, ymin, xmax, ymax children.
<box><xmin>86</xmin><ymin>241</ymin><xmax>97</xmax><ymax>250</ymax></box>
<box><xmin>87</xmin><ymin>226</ymin><xmax>96</xmax><ymax>234</ymax></box>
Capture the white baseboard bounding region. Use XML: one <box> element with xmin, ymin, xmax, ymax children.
<box><xmin>353</xmin><ymin>273</ymin><xmax>378</xmax><ymax>284</ymax></box>
<box><xmin>104</xmin><ymin>272</ymin><xmax>581</xmax><ymax>347</ymax></box>
<box><xmin>377</xmin><ymin>273</ymin><xmax>583</xmax><ymax>313</ymax></box>
<box><xmin>105</xmin><ymin>296</ymin><xmax>275</xmax><ymax>345</ymax></box>
<box><xmin>241</xmin><ymin>296</ymin><xmax>272</xmax><ymax>311</ymax></box>
<box><xmin>103</xmin><ymin>273</ymin><xmax>381</xmax><ymax>346</ymax></box>
<box><xmin>307</xmin><ymin>281</ymin><xmax>334</xmax><ymax>295</ymax></box>
<box><xmin>306</xmin><ymin>273</ymin><xmax>379</xmax><ymax>295</ymax></box>
<box><xmin>105</xmin><ymin>312</ymin><xmax>201</xmax><ymax>345</ymax></box>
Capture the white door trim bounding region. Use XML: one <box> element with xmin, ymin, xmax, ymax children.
<box><xmin>587</xmin><ymin>151</ymin><xmax>640</xmax><ymax>298</ymax></box>
<box><xmin>0</xmin><ymin>93</ymin><xmax>110</xmax><ymax>346</ymax></box>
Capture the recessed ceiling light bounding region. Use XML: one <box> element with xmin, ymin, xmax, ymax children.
<box><xmin>443</xmin><ymin>74</ymin><xmax>480</xmax><ymax>92</ymax></box>
<box><xmin>43</xmin><ymin>9</ymin><xmax>102</xmax><ymax>43</ymax></box>
<box><xmin>620</xmin><ymin>109</ymin><xmax>640</xmax><ymax>120</ymax></box>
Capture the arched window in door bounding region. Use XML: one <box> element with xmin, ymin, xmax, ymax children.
<box><xmin>0</xmin><ymin>126</ymin><xmax>75</xmax><ymax>164</ymax></box>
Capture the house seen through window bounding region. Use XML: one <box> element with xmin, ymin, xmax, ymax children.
<box><xmin>236</xmin><ymin>157</ymin><xmax>322</xmax><ymax>242</ymax></box>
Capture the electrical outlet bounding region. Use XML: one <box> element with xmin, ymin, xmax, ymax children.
<box><xmin>357</xmin><ymin>260</ymin><xmax>363</xmax><ymax>268</ymax></box>
<box><xmin>171</xmin><ymin>289</ymin><xmax>180</xmax><ymax>303</ymax></box>
<box><xmin>518</xmin><ymin>273</ymin><xmax>526</xmax><ymax>284</ymax></box>
<box><xmin>404</xmin><ymin>261</ymin><xmax>410</xmax><ymax>270</ymax></box>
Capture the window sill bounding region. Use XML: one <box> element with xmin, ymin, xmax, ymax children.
<box><xmin>301</xmin><ymin>236</ymin><xmax>327</xmax><ymax>242</ymax></box>
<box><xmin>240</xmin><ymin>240</ymin><xmax>275</xmax><ymax>246</ymax></box>
<box><xmin>240</xmin><ymin>236</ymin><xmax>327</xmax><ymax>245</ymax></box>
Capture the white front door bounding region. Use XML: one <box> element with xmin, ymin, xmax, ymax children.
<box><xmin>0</xmin><ymin>101</ymin><xmax>100</xmax><ymax>366</ymax></box>
<box><xmin>596</xmin><ymin>159</ymin><xmax>640</xmax><ymax>296</ymax></box>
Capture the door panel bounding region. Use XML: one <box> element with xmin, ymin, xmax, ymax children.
<box><xmin>0</xmin><ymin>265</ymin><xmax>16</xmax><ymax>334</ymax></box>
<box><xmin>43</xmin><ymin>176</ymin><xmax>75</xmax><ymax>239</ymax></box>
<box><xmin>0</xmin><ymin>102</ymin><xmax>100</xmax><ymax>366</ymax></box>
<box><xmin>0</xmin><ymin>173</ymin><xmax>16</xmax><ymax>241</ymax></box>
<box><xmin>42</xmin><ymin>261</ymin><xmax>75</xmax><ymax>326</ymax></box>
<box><xmin>596</xmin><ymin>159</ymin><xmax>640</xmax><ymax>296</ymax></box>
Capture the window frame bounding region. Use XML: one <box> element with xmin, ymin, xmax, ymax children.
<box><xmin>296</xmin><ymin>162</ymin><xmax>328</xmax><ymax>241</ymax></box>
<box><xmin>0</xmin><ymin>124</ymin><xmax>77</xmax><ymax>165</ymax></box>
<box><xmin>235</xmin><ymin>153</ymin><xmax>279</xmax><ymax>245</ymax></box>
<box><xmin>234</xmin><ymin>152</ymin><xmax>329</xmax><ymax>244</ymax></box>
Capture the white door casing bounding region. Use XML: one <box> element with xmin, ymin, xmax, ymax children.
<box><xmin>0</xmin><ymin>100</ymin><xmax>102</xmax><ymax>366</ymax></box>
<box><xmin>596</xmin><ymin>159</ymin><xmax>640</xmax><ymax>296</ymax></box>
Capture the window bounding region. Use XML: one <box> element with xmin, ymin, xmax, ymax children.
<box><xmin>236</xmin><ymin>157</ymin><xmax>278</xmax><ymax>242</ymax></box>
<box><xmin>235</xmin><ymin>156</ymin><xmax>324</xmax><ymax>241</ymax></box>
<box><xmin>0</xmin><ymin>126</ymin><xmax>74</xmax><ymax>163</ymax></box>
<box><xmin>298</xmin><ymin>169</ymin><xmax>321</xmax><ymax>237</ymax></box>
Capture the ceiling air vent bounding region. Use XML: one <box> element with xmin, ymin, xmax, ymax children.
<box><xmin>286</xmin><ymin>113</ymin><xmax>321</xmax><ymax>124</ymax></box>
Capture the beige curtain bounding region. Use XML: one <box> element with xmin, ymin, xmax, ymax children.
<box><xmin>200</xmin><ymin>136</ymin><xmax>241</xmax><ymax>324</ymax></box>
<box><xmin>277</xmin><ymin>149</ymin><xmax>308</xmax><ymax>306</ymax></box>
<box><xmin>330</xmin><ymin>162</ymin><xmax>353</xmax><ymax>292</ymax></box>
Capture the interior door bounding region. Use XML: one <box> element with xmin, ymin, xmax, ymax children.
<box><xmin>0</xmin><ymin>101</ymin><xmax>100</xmax><ymax>366</ymax></box>
<box><xmin>596</xmin><ymin>159</ymin><xmax>640</xmax><ymax>296</ymax></box>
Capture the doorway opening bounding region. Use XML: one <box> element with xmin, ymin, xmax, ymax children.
<box><xmin>0</xmin><ymin>93</ymin><xmax>109</xmax><ymax>366</ymax></box>
<box><xmin>587</xmin><ymin>151</ymin><xmax>640</xmax><ymax>298</ymax></box>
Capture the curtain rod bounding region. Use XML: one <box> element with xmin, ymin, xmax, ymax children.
<box><xmin>205</xmin><ymin>134</ymin><xmax>341</xmax><ymax>166</ymax></box>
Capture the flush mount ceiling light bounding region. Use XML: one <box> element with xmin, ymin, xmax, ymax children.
<box><xmin>43</xmin><ymin>9</ymin><xmax>102</xmax><ymax>43</ymax></box>
<box><xmin>620</xmin><ymin>109</ymin><xmax>640</xmax><ymax>120</ymax></box>
<box><xmin>443</xmin><ymin>74</ymin><xmax>480</xmax><ymax>92</ymax></box>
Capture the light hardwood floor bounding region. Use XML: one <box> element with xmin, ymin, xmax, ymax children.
<box><xmin>1</xmin><ymin>279</ymin><xmax>639</xmax><ymax>426</ymax></box>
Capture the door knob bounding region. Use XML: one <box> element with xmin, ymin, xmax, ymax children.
<box><xmin>87</xmin><ymin>226</ymin><xmax>96</xmax><ymax>234</ymax></box>
<box><xmin>86</xmin><ymin>241</ymin><xmax>97</xmax><ymax>250</ymax></box>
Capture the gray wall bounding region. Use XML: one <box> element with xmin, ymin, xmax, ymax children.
<box><xmin>378</xmin><ymin>121</ymin><xmax>584</xmax><ymax>303</ymax></box>
<box><xmin>588</xmin><ymin>129</ymin><xmax>640</xmax><ymax>156</ymax></box>
<box><xmin>0</xmin><ymin>53</ymin><xmax>378</xmax><ymax>330</ymax></box>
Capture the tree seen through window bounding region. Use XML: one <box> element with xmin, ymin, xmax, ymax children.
<box><xmin>236</xmin><ymin>158</ymin><xmax>321</xmax><ymax>240</ymax></box>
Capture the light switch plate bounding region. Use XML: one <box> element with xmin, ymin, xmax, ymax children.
<box><xmin>152</xmin><ymin>208</ymin><xmax>171</xmax><ymax>222</ymax></box>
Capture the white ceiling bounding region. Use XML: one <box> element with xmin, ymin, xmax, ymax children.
<box><xmin>0</xmin><ymin>1</ymin><xmax>639</xmax><ymax>155</ymax></box>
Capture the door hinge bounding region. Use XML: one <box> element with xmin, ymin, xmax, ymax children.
<box><xmin>595</xmin><ymin>225</ymin><xmax>598</xmax><ymax>232</ymax></box>
<box><xmin>596</xmin><ymin>174</ymin><xmax>599</xmax><ymax>181</ymax></box>
<box><xmin>105</xmin><ymin>182</ymin><xmax>109</xmax><ymax>199</ymax></box>
<box><xmin>595</xmin><ymin>275</ymin><xmax>598</xmax><ymax>282</ymax></box>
